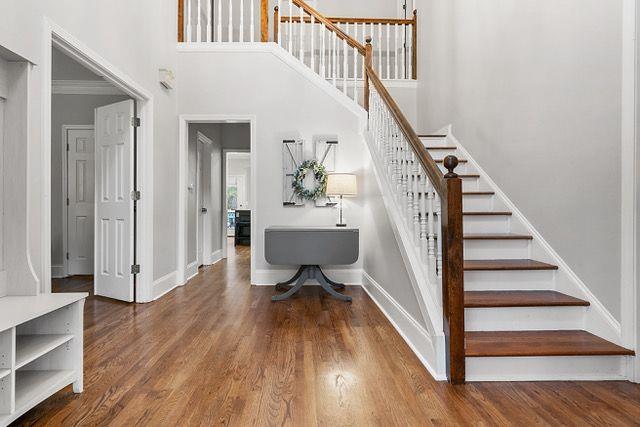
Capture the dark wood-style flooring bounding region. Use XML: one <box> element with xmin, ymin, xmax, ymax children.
<box><xmin>12</xmin><ymin>241</ymin><xmax>640</xmax><ymax>425</ymax></box>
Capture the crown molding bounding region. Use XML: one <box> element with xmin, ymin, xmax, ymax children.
<box><xmin>52</xmin><ymin>79</ymin><xmax>125</xmax><ymax>95</ymax></box>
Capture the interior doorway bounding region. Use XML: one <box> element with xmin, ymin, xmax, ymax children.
<box><xmin>178</xmin><ymin>118</ymin><xmax>254</xmax><ymax>285</ymax></box>
<box><xmin>49</xmin><ymin>46</ymin><xmax>138</xmax><ymax>302</ymax></box>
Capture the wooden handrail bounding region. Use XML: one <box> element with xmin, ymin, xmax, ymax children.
<box><xmin>288</xmin><ymin>0</ymin><xmax>366</xmax><ymax>55</ymax></box>
<box><xmin>363</xmin><ymin>38</ymin><xmax>465</xmax><ymax>384</ymax></box>
<box><xmin>280</xmin><ymin>16</ymin><xmax>415</xmax><ymax>25</ymax></box>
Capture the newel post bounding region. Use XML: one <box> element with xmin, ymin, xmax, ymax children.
<box><xmin>364</xmin><ymin>37</ymin><xmax>373</xmax><ymax>112</ymax></box>
<box><xmin>412</xmin><ymin>10</ymin><xmax>418</xmax><ymax>80</ymax></box>
<box><xmin>442</xmin><ymin>155</ymin><xmax>465</xmax><ymax>384</ymax></box>
<box><xmin>261</xmin><ymin>0</ymin><xmax>269</xmax><ymax>42</ymax></box>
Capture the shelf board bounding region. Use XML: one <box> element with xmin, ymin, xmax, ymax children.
<box><xmin>15</xmin><ymin>334</ymin><xmax>74</xmax><ymax>369</ymax></box>
<box><xmin>0</xmin><ymin>368</ymin><xmax>9</xmax><ymax>380</ymax></box>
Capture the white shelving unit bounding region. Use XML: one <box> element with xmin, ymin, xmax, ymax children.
<box><xmin>0</xmin><ymin>293</ymin><xmax>86</xmax><ymax>426</ymax></box>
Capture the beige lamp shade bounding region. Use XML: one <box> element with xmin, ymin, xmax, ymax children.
<box><xmin>326</xmin><ymin>173</ymin><xmax>357</xmax><ymax>197</ymax></box>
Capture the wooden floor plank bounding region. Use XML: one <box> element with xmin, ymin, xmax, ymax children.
<box><xmin>11</xmin><ymin>241</ymin><xmax>640</xmax><ymax>425</ymax></box>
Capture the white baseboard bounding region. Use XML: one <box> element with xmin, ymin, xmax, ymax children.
<box><xmin>185</xmin><ymin>261</ymin><xmax>199</xmax><ymax>282</ymax></box>
<box><xmin>153</xmin><ymin>270</ymin><xmax>179</xmax><ymax>300</ymax></box>
<box><xmin>362</xmin><ymin>272</ymin><xmax>446</xmax><ymax>381</ymax></box>
<box><xmin>253</xmin><ymin>268</ymin><xmax>363</xmax><ymax>286</ymax></box>
<box><xmin>204</xmin><ymin>249</ymin><xmax>223</xmax><ymax>266</ymax></box>
<box><xmin>51</xmin><ymin>265</ymin><xmax>67</xmax><ymax>278</ymax></box>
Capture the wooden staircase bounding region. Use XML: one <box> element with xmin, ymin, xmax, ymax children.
<box><xmin>423</xmin><ymin>136</ymin><xmax>635</xmax><ymax>380</ymax></box>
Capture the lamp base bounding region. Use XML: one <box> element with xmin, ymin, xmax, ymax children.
<box><xmin>336</xmin><ymin>223</ymin><xmax>347</xmax><ymax>228</ymax></box>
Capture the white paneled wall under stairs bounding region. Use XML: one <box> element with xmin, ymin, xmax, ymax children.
<box><xmin>364</xmin><ymin>121</ymin><xmax>635</xmax><ymax>381</ymax></box>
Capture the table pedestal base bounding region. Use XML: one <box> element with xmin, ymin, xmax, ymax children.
<box><xmin>272</xmin><ymin>265</ymin><xmax>351</xmax><ymax>302</ymax></box>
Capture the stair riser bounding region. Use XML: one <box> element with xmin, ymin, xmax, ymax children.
<box><xmin>427</xmin><ymin>150</ymin><xmax>460</xmax><ymax>161</ymax></box>
<box><xmin>463</xmin><ymin>195</ymin><xmax>495</xmax><ymax>211</ymax></box>
<box><xmin>464</xmin><ymin>240</ymin><xmax>530</xmax><ymax>259</ymax></box>
<box><xmin>466</xmin><ymin>356</ymin><xmax>626</xmax><ymax>382</ymax></box>
<box><xmin>463</xmin><ymin>216</ymin><xmax>510</xmax><ymax>233</ymax></box>
<box><xmin>419</xmin><ymin>138</ymin><xmax>448</xmax><ymax>147</ymax></box>
<box><xmin>465</xmin><ymin>307</ymin><xmax>584</xmax><ymax>331</ymax></box>
<box><xmin>464</xmin><ymin>270</ymin><xmax>555</xmax><ymax>291</ymax></box>
<box><xmin>461</xmin><ymin>179</ymin><xmax>480</xmax><ymax>192</ymax></box>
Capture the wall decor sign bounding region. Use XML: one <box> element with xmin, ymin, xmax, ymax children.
<box><xmin>282</xmin><ymin>137</ymin><xmax>339</xmax><ymax>207</ymax></box>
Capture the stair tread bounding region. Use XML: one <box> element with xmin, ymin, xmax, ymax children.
<box><xmin>459</xmin><ymin>174</ymin><xmax>480</xmax><ymax>179</ymax></box>
<box><xmin>425</xmin><ymin>146</ymin><xmax>457</xmax><ymax>150</ymax></box>
<box><xmin>464</xmin><ymin>233</ymin><xmax>533</xmax><ymax>240</ymax></box>
<box><xmin>464</xmin><ymin>259</ymin><xmax>558</xmax><ymax>271</ymax></box>
<box><xmin>464</xmin><ymin>290</ymin><xmax>590</xmax><ymax>308</ymax></box>
<box><xmin>463</xmin><ymin>191</ymin><xmax>495</xmax><ymax>196</ymax></box>
<box><xmin>465</xmin><ymin>330</ymin><xmax>635</xmax><ymax>357</ymax></box>
<box><xmin>418</xmin><ymin>134</ymin><xmax>447</xmax><ymax>138</ymax></box>
<box><xmin>463</xmin><ymin>211</ymin><xmax>512</xmax><ymax>216</ymax></box>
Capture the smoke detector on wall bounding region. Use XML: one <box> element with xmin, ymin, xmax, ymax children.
<box><xmin>159</xmin><ymin>68</ymin><xmax>175</xmax><ymax>89</ymax></box>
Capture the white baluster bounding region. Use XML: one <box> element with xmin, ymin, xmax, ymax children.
<box><xmin>342</xmin><ymin>34</ymin><xmax>347</xmax><ymax>94</ymax></box>
<box><xmin>186</xmin><ymin>0</ymin><xmax>193</xmax><ymax>42</ymax></box>
<box><xmin>377</xmin><ymin>23</ymin><xmax>382</xmax><ymax>76</ymax></box>
<box><xmin>310</xmin><ymin>15</ymin><xmax>315</xmax><ymax>72</ymax></box>
<box><xmin>299</xmin><ymin>6</ymin><xmax>304</xmax><ymax>62</ymax></box>
<box><xmin>435</xmin><ymin>193</ymin><xmax>443</xmax><ymax>277</ymax></box>
<box><xmin>206</xmin><ymin>0</ymin><xmax>212</xmax><ymax>42</ymax></box>
<box><xmin>250</xmin><ymin>0</ymin><xmax>255</xmax><ymax>42</ymax></box>
<box><xmin>196</xmin><ymin>0</ymin><xmax>202</xmax><ymax>42</ymax></box>
<box><xmin>402</xmin><ymin>23</ymin><xmax>406</xmax><ymax>79</ymax></box>
<box><xmin>277</xmin><ymin>0</ymin><xmax>282</xmax><ymax>44</ymax></box>
<box><xmin>427</xmin><ymin>180</ymin><xmax>437</xmax><ymax>275</ymax></box>
<box><xmin>385</xmin><ymin>23</ymin><xmax>390</xmax><ymax>79</ymax></box>
<box><xmin>394</xmin><ymin>24</ymin><xmax>399</xmax><ymax>79</ymax></box>
<box><xmin>239</xmin><ymin>0</ymin><xmax>244</xmax><ymax>42</ymax></box>
<box><xmin>406</xmin><ymin>152</ymin><xmax>414</xmax><ymax>228</ymax></box>
<box><xmin>413</xmin><ymin>156</ymin><xmax>420</xmax><ymax>244</ymax></box>
<box><xmin>419</xmin><ymin>170</ymin><xmax>428</xmax><ymax>263</ymax></box>
<box><xmin>217</xmin><ymin>0</ymin><xmax>222</xmax><ymax>41</ymax></box>
<box><xmin>353</xmin><ymin>42</ymin><xmax>358</xmax><ymax>103</ymax></box>
<box><xmin>332</xmin><ymin>31</ymin><xmax>337</xmax><ymax>86</ymax></box>
<box><xmin>288</xmin><ymin>1</ymin><xmax>293</xmax><ymax>53</ymax></box>
<box><xmin>228</xmin><ymin>0</ymin><xmax>233</xmax><ymax>42</ymax></box>
<box><xmin>320</xmin><ymin>25</ymin><xmax>326</xmax><ymax>78</ymax></box>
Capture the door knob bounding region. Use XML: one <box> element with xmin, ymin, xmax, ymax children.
<box><xmin>201</xmin><ymin>207</ymin><xmax>208</xmax><ymax>214</ymax></box>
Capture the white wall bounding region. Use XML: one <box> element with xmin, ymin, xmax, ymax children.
<box><xmin>50</xmin><ymin>94</ymin><xmax>129</xmax><ymax>271</ymax></box>
<box><xmin>177</xmin><ymin>48</ymin><xmax>367</xmax><ymax>281</ymax></box>
<box><xmin>417</xmin><ymin>0</ymin><xmax>624</xmax><ymax>320</ymax></box>
<box><xmin>0</xmin><ymin>0</ymin><xmax>179</xmax><ymax>286</ymax></box>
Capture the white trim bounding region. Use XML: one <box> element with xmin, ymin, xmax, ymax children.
<box><xmin>42</xmin><ymin>19</ymin><xmax>154</xmax><ymax>303</ymax></box>
<box><xmin>622</xmin><ymin>0</ymin><xmax>639</xmax><ymax>382</ymax></box>
<box><xmin>197</xmin><ymin>131</ymin><xmax>214</xmax><ymax>146</ymax></box>
<box><xmin>152</xmin><ymin>270</ymin><xmax>178</xmax><ymax>300</ymax></box>
<box><xmin>253</xmin><ymin>268</ymin><xmax>363</xmax><ymax>286</ymax></box>
<box><xmin>177</xmin><ymin>43</ymin><xmax>367</xmax><ymax>133</ymax></box>
<box><xmin>52</xmin><ymin>80</ymin><xmax>125</xmax><ymax>95</ymax></box>
<box><xmin>60</xmin><ymin>125</ymin><xmax>94</xmax><ymax>278</ymax></box>
<box><xmin>51</xmin><ymin>265</ymin><xmax>66</xmax><ymax>279</ymax></box>
<box><xmin>204</xmin><ymin>249</ymin><xmax>223</xmax><ymax>266</ymax></box>
<box><xmin>186</xmin><ymin>260</ymin><xmax>199</xmax><ymax>281</ymax></box>
<box><xmin>178</xmin><ymin>115</ymin><xmax>258</xmax><ymax>286</ymax></box>
<box><xmin>362</xmin><ymin>272</ymin><xmax>445</xmax><ymax>381</ymax></box>
<box><xmin>447</xmin><ymin>128</ymin><xmax>622</xmax><ymax>344</ymax></box>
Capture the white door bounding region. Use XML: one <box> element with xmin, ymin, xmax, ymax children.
<box><xmin>196</xmin><ymin>144</ymin><xmax>204</xmax><ymax>266</ymax></box>
<box><xmin>94</xmin><ymin>100</ymin><xmax>135</xmax><ymax>302</ymax></box>
<box><xmin>67</xmin><ymin>128</ymin><xmax>95</xmax><ymax>275</ymax></box>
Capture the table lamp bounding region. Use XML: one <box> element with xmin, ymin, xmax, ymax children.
<box><xmin>326</xmin><ymin>173</ymin><xmax>358</xmax><ymax>227</ymax></box>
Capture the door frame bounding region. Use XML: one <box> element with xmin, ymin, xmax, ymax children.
<box><xmin>178</xmin><ymin>115</ymin><xmax>257</xmax><ymax>286</ymax></box>
<box><xmin>196</xmin><ymin>131</ymin><xmax>213</xmax><ymax>268</ymax></box>
<box><xmin>223</xmin><ymin>149</ymin><xmax>251</xmax><ymax>258</ymax></box>
<box><xmin>60</xmin><ymin>124</ymin><xmax>94</xmax><ymax>278</ymax></box>
<box><xmin>42</xmin><ymin>19</ymin><xmax>155</xmax><ymax>302</ymax></box>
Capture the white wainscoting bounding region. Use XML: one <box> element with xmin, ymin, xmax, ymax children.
<box><xmin>362</xmin><ymin>272</ymin><xmax>445</xmax><ymax>381</ymax></box>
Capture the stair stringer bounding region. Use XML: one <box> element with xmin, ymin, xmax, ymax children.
<box><xmin>441</xmin><ymin>125</ymin><xmax>622</xmax><ymax>346</ymax></box>
<box><xmin>363</xmin><ymin>130</ymin><xmax>447</xmax><ymax>379</ymax></box>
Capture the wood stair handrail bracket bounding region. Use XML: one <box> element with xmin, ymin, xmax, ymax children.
<box><xmin>363</xmin><ymin>38</ymin><xmax>465</xmax><ymax>384</ymax></box>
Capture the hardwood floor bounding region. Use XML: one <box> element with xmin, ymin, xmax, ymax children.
<box><xmin>13</xmin><ymin>243</ymin><xmax>640</xmax><ymax>425</ymax></box>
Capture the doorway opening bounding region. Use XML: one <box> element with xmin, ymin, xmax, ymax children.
<box><xmin>179</xmin><ymin>118</ymin><xmax>254</xmax><ymax>285</ymax></box>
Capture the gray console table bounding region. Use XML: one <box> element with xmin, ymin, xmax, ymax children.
<box><xmin>265</xmin><ymin>226</ymin><xmax>359</xmax><ymax>302</ymax></box>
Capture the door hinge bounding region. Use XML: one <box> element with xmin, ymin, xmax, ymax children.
<box><xmin>66</xmin><ymin>198</ymin><xmax>70</xmax><ymax>206</ymax></box>
<box><xmin>66</xmin><ymin>143</ymin><xmax>70</xmax><ymax>152</ymax></box>
<box><xmin>66</xmin><ymin>252</ymin><xmax>69</xmax><ymax>260</ymax></box>
<box><xmin>131</xmin><ymin>117</ymin><xmax>141</xmax><ymax>127</ymax></box>
<box><xmin>131</xmin><ymin>264</ymin><xmax>141</xmax><ymax>274</ymax></box>
<box><xmin>131</xmin><ymin>190</ymin><xmax>141</xmax><ymax>201</ymax></box>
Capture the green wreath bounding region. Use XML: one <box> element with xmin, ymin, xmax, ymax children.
<box><xmin>292</xmin><ymin>160</ymin><xmax>328</xmax><ymax>201</ymax></box>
